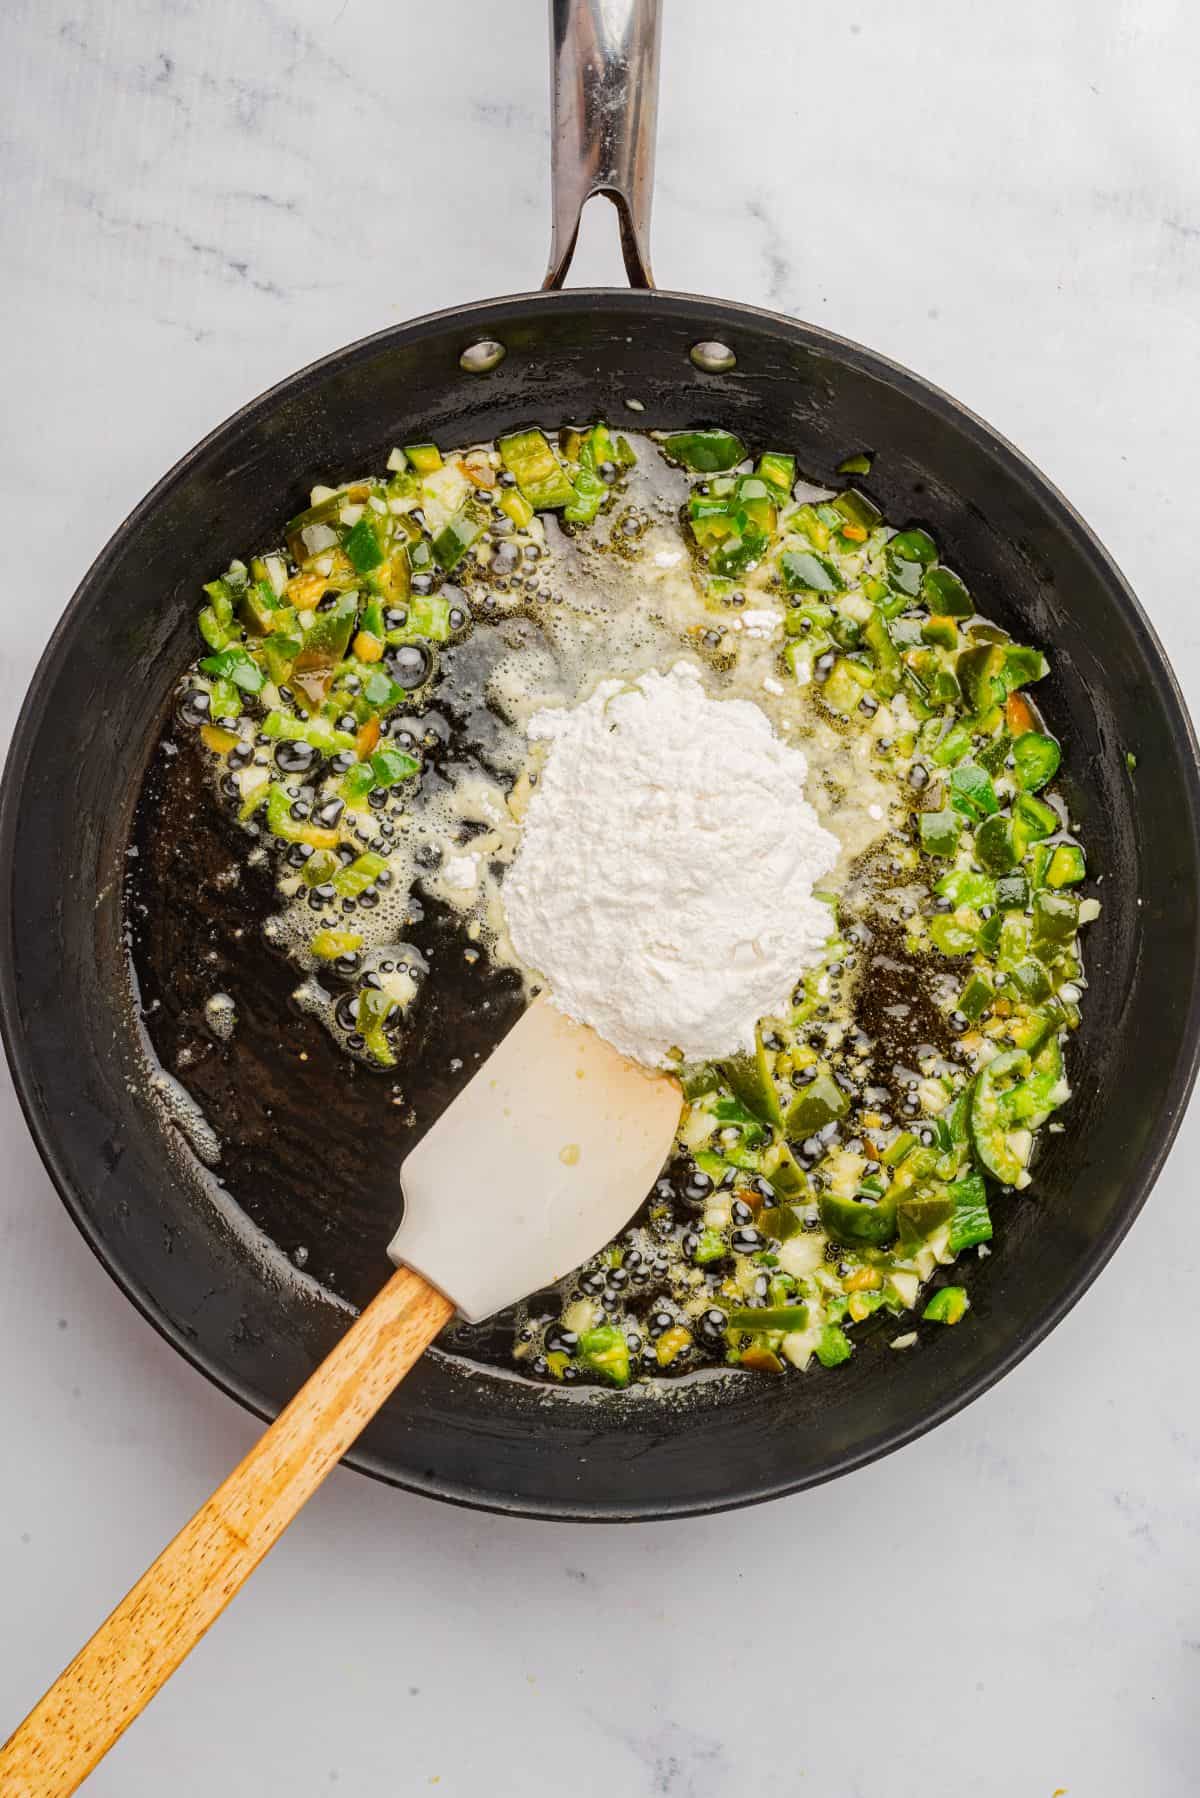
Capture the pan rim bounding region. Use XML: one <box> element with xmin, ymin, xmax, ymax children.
<box><xmin>4</xmin><ymin>285</ymin><xmax>1200</xmax><ymax>1520</ymax></box>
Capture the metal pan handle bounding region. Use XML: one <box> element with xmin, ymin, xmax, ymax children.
<box><xmin>543</xmin><ymin>0</ymin><xmax>662</xmax><ymax>291</ymax></box>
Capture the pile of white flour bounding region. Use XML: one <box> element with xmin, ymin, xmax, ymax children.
<box><xmin>501</xmin><ymin>662</ymin><xmax>841</xmax><ymax>1068</ymax></box>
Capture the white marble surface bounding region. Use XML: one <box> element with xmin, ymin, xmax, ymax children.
<box><xmin>3</xmin><ymin>1</ymin><xmax>1200</xmax><ymax>1791</ymax></box>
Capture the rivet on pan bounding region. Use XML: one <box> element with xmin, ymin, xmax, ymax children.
<box><xmin>689</xmin><ymin>340</ymin><xmax>736</xmax><ymax>374</ymax></box>
<box><xmin>459</xmin><ymin>339</ymin><xmax>507</xmax><ymax>374</ymax></box>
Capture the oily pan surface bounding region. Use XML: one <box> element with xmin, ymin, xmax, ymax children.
<box><xmin>3</xmin><ymin>291</ymin><xmax>1197</xmax><ymax>1518</ymax></box>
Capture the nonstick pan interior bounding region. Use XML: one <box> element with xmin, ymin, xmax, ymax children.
<box><xmin>3</xmin><ymin>289</ymin><xmax>1198</xmax><ymax>1519</ymax></box>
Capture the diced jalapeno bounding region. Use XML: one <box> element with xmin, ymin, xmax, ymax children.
<box><xmin>262</xmin><ymin>709</ymin><xmax>356</xmax><ymax>754</ymax></box>
<box><xmin>291</xmin><ymin>596</ymin><xmax>360</xmax><ymax>709</ymax></box>
<box><xmin>198</xmin><ymin>606</ymin><xmax>233</xmax><ymax>652</ymax></box>
<box><xmin>432</xmin><ymin>501</ymin><xmax>487</xmax><ymax>570</ymax></box>
<box><xmin>1013</xmin><ymin>792</ymin><xmax>1058</xmax><ymax>847</ymax></box>
<box><xmin>199</xmin><ymin>644</ymin><xmax>266</xmax><ymax>694</ymax></box>
<box><xmin>957</xmin><ymin>970</ymin><xmax>995</xmax><ymax>1021</ymax></box>
<box><xmin>762</xmin><ymin>1147</ymin><xmax>808</xmax><ymax>1207</ymax></box>
<box><xmin>896</xmin><ymin>1187</ymin><xmax>955</xmax><ymax>1244</ymax></box>
<box><xmin>930</xmin><ymin>912</ymin><xmax>977</xmax><ymax>956</ymax></box>
<box><xmin>264</xmin><ymin>784</ymin><xmax>339</xmax><ymax>850</ymax></box>
<box><xmin>1025</xmin><ymin>842</ymin><xmax>1052</xmax><ymax>890</ymax></box>
<box><xmin>729</xmin><ymin>1304</ymin><xmax>810</xmax><ymax>1332</ymax></box>
<box><xmin>237</xmin><ymin>579</ymin><xmax>279</xmax><ymax>636</ymax></box>
<box><xmin>884</xmin><ymin>547</ymin><xmax>923</xmax><ymax>598</ymax></box>
<box><xmin>662</xmin><ymin>429</ymin><xmax>746</xmax><ymax>472</ymax></box>
<box><xmin>889</xmin><ymin>528</ymin><xmax>937</xmax><ymax>564</ymax></box>
<box><xmin>498</xmin><ymin>429</ymin><xmax>575</xmax><ymax>509</ymax></box>
<box><xmin>780</xmin><ymin>549</ymin><xmax>844</xmax><ymax>594</ymax></box>
<box><xmin>859</xmin><ymin>613</ymin><xmax>900</xmax><ymax>696</ymax></box>
<box><xmin>1031</xmin><ymin>889</ymin><xmax>1079</xmax><ymax>953</ymax></box>
<box><xmin>921</xmin><ymin>565</ymin><xmax>972</xmax><ymax>617</ymax></box>
<box><xmin>1009</xmin><ymin>957</ymin><xmax>1051</xmax><ymax>1001</ymax></box>
<box><xmin>792</xmin><ymin>503</ymin><xmax>830</xmax><ymax>550</ymax></box>
<box><xmin>970</xmin><ymin>1048</ymin><xmax>1031</xmax><ymax>1184</ymax></box>
<box><xmin>822</xmin><ymin>657</ymin><xmax>872</xmax><ymax>714</ymax></box>
<box><xmin>921</xmin><ymin>615</ymin><xmax>960</xmax><ymax>651</ymax></box>
<box><xmin>368</xmin><ymin>746</ymin><xmax>420</xmax><ymax>789</ymax></box>
<box><xmin>818</xmin><ymin>1188</ymin><xmax>897</xmax><ymax>1247</ymax></box>
<box><xmin>404</xmin><ymin>443</ymin><xmax>443</xmax><ymax>473</ymax></box>
<box><xmin>949</xmin><ymin>762</ymin><xmax>999</xmax><ymax>821</ymax></box>
<box><xmin>931</xmin><ymin>720</ymin><xmax>973</xmax><ymax>767</ymax></box>
<box><xmin>976</xmin><ymin>911</ymin><xmax>1003</xmax><ymax>953</ymax></box>
<box><xmin>732</xmin><ymin>475</ymin><xmax>776</xmax><ymax>531</ymax></box>
<box><xmin>356</xmin><ymin>985</ymin><xmax>397</xmax><ymax>1065</ymax></box>
<box><xmin>990</xmin><ymin>919</ymin><xmax>1025</xmax><ymax>977</ymax></box>
<box><xmin>1008</xmin><ymin>1005</ymin><xmax>1061</xmax><ymax>1054</ymax></box>
<box><xmin>341</xmin><ymin>763</ymin><xmax>376</xmax><ymax>803</ymax></box>
<box><xmin>311</xmin><ymin>928</ymin><xmax>364</xmax><ymax>960</ymax></box>
<box><xmin>756</xmin><ymin>451</ymin><xmax>796</xmax><ymax>492</ymax></box>
<box><xmin>995</xmin><ymin>873</ymin><xmax>1029</xmax><ymax>912</ymax></box>
<box><xmin>1012</xmin><ymin>731</ymin><xmax>1061</xmax><ymax>791</ymax></box>
<box><xmin>562</xmin><ymin>465</ymin><xmax>607</xmax><ymax>526</ymax></box>
<box><xmin>957</xmin><ymin>642</ymin><xmax>1007</xmax><ymax>712</ymax></box>
<box><xmin>711</xmin><ymin>1094</ymin><xmax>769</xmax><ymax>1151</ymax></box>
<box><xmin>760</xmin><ymin>1191</ymin><xmax>804</xmax><ymax>1233</ymax></box>
<box><xmin>207</xmin><ymin>676</ymin><xmax>243</xmax><ymax>721</ymax></box>
<box><xmin>882</xmin><ymin>1131</ymin><xmax>918</xmax><ymax>1167</ymax></box>
<box><xmin>920</xmin><ymin>809</ymin><xmax>961</xmax><ymax>857</ymax></box>
<box><xmin>203</xmin><ymin>576</ymin><xmax>236</xmax><ymax>627</ymax></box>
<box><xmin>577</xmin><ymin>1325</ymin><xmax>631</xmax><ymax>1386</ymax></box>
<box><xmin>1046</xmin><ymin>844</ymin><xmax>1086</xmax><ymax>887</ymax></box>
<box><xmin>345</xmin><ymin>514</ymin><xmax>387</xmax><ymax>574</ymax></box>
<box><xmin>1003</xmin><ymin>645</ymin><xmax>1048</xmax><ymax>690</ymax></box>
<box><xmin>936</xmin><ymin>869</ymin><xmax>995</xmax><ymax>908</ymax></box>
<box><xmin>947</xmin><ymin>1172</ymin><xmax>992</xmax><ymax>1251</ymax></box>
<box><xmin>333</xmin><ymin>851</ymin><xmax>388</xmax><ymax>898</ymax></box>
<box><xmin>722</xmin><ymin>1033</ymin><xmax>783</xmax><ymax>1128</ymax></box>
<box><xmin>680</xmin><ymin>1064</ymin><xmax>720</xmax><ymax>1101</ymax></box>
<box><xmin>709</xmin><ymin>520</ymin><xmax>770</xmax><ymax>576</ymax></box>
<box><xmin>833</xmin><ymin>488</ymin><xmax>882</xmax><ymax>531</ymax></box>
<box><xmin>903</xmin><ymin>651</ymin><xmax>960</xmax><ymax>708</ymax></box>
<box><xmin>690</xmin><ymin>1228</ymin><xmax>727</xmax><ymax>1265</ymax></box>
<box><xmin>975</xmin><ymin>814</ymin><xmax>1019</xmax><ymax>873</ymax></box>
<box><xmin>784</xmin><ymin>1068</ymin><xmax>848</xmax><ymax>1135</ymax></box>
<box><xmin>497</xmin><ymin>486</ymin><xmax>534</xmax><ymax>529</ymax></box>
<box><xmin>923</xmin><ymin>1285</ymin><xmax>969</xmax><ymax>1324</ymax></box>
<box><xmin>815</xmin><ymin>1323</ymin><xmax>853</xmax><ymax>1367</ymax></box>
<box><xmin>1008</xmin><ymin>1035</ymin><xmax>1068</xmax><ymax>1127</ymax></box>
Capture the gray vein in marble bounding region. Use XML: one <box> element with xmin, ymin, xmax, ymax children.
<box><xmin>471</xmin><ymin>96</ymin><xmax>544</xmax><ymax>132</ymax></box>
<box><xmin>614</xmin><ymin>1718</ymin><xmax>727</xmax><ymax>1798</ymax></box>
<box><xmin>745</xmin><ymin>195</ymin><xmax>791</xmax><ymax>306</ymax></box>
<box><xmin>57</xmin><ymin>17</ymin><xmax>189</xmax><ymax>113</ymax></box>
<box><xmin>73</xmin><ymin>186</ymin><xmax>292</xmax><ymax>299</ymax></box>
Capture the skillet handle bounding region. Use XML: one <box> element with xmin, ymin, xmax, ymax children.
<box><xmin>544</xmin><ymin>0</ymin><xmax>662</xmax><ymax>290</ymax></box>
<box><xmin>0</xmin><ymin>1267</ymin><xmax>453</xmax><ymax>1798</ymax></box>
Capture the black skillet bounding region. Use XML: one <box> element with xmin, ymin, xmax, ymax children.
<box><xmin>3</xmin><ymin>0</ymin><xmax>1199</xmax><ymax>1521</ymax></box>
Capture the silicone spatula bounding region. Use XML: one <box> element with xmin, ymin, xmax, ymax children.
<box><xmin>0</xmin><ymin>997</ymin><xmax>681</xmax><ymax>1796</ymax></box>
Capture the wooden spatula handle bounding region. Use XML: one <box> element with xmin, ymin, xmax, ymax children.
<box><xmin>0</xmin><ymin>1266</ymin><xmax>453</xmax><ymax>1797</ymax></box>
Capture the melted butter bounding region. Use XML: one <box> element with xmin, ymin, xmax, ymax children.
<box><xmin>200</xmin><ymin>434</ymin><xmax>906</xmax><ymax>1064</ymax></box>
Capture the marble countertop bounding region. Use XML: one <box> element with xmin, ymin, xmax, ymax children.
<box><xmin>3</xmin><ymin>1</ymin><xmax>1199</xmax><ymax>1792</ymax></box>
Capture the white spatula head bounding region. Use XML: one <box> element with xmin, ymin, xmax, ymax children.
<box><xmin>388</xmin><ymin>996</ymin><xmax>682</xmax><ymax>1323</ymax></box>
